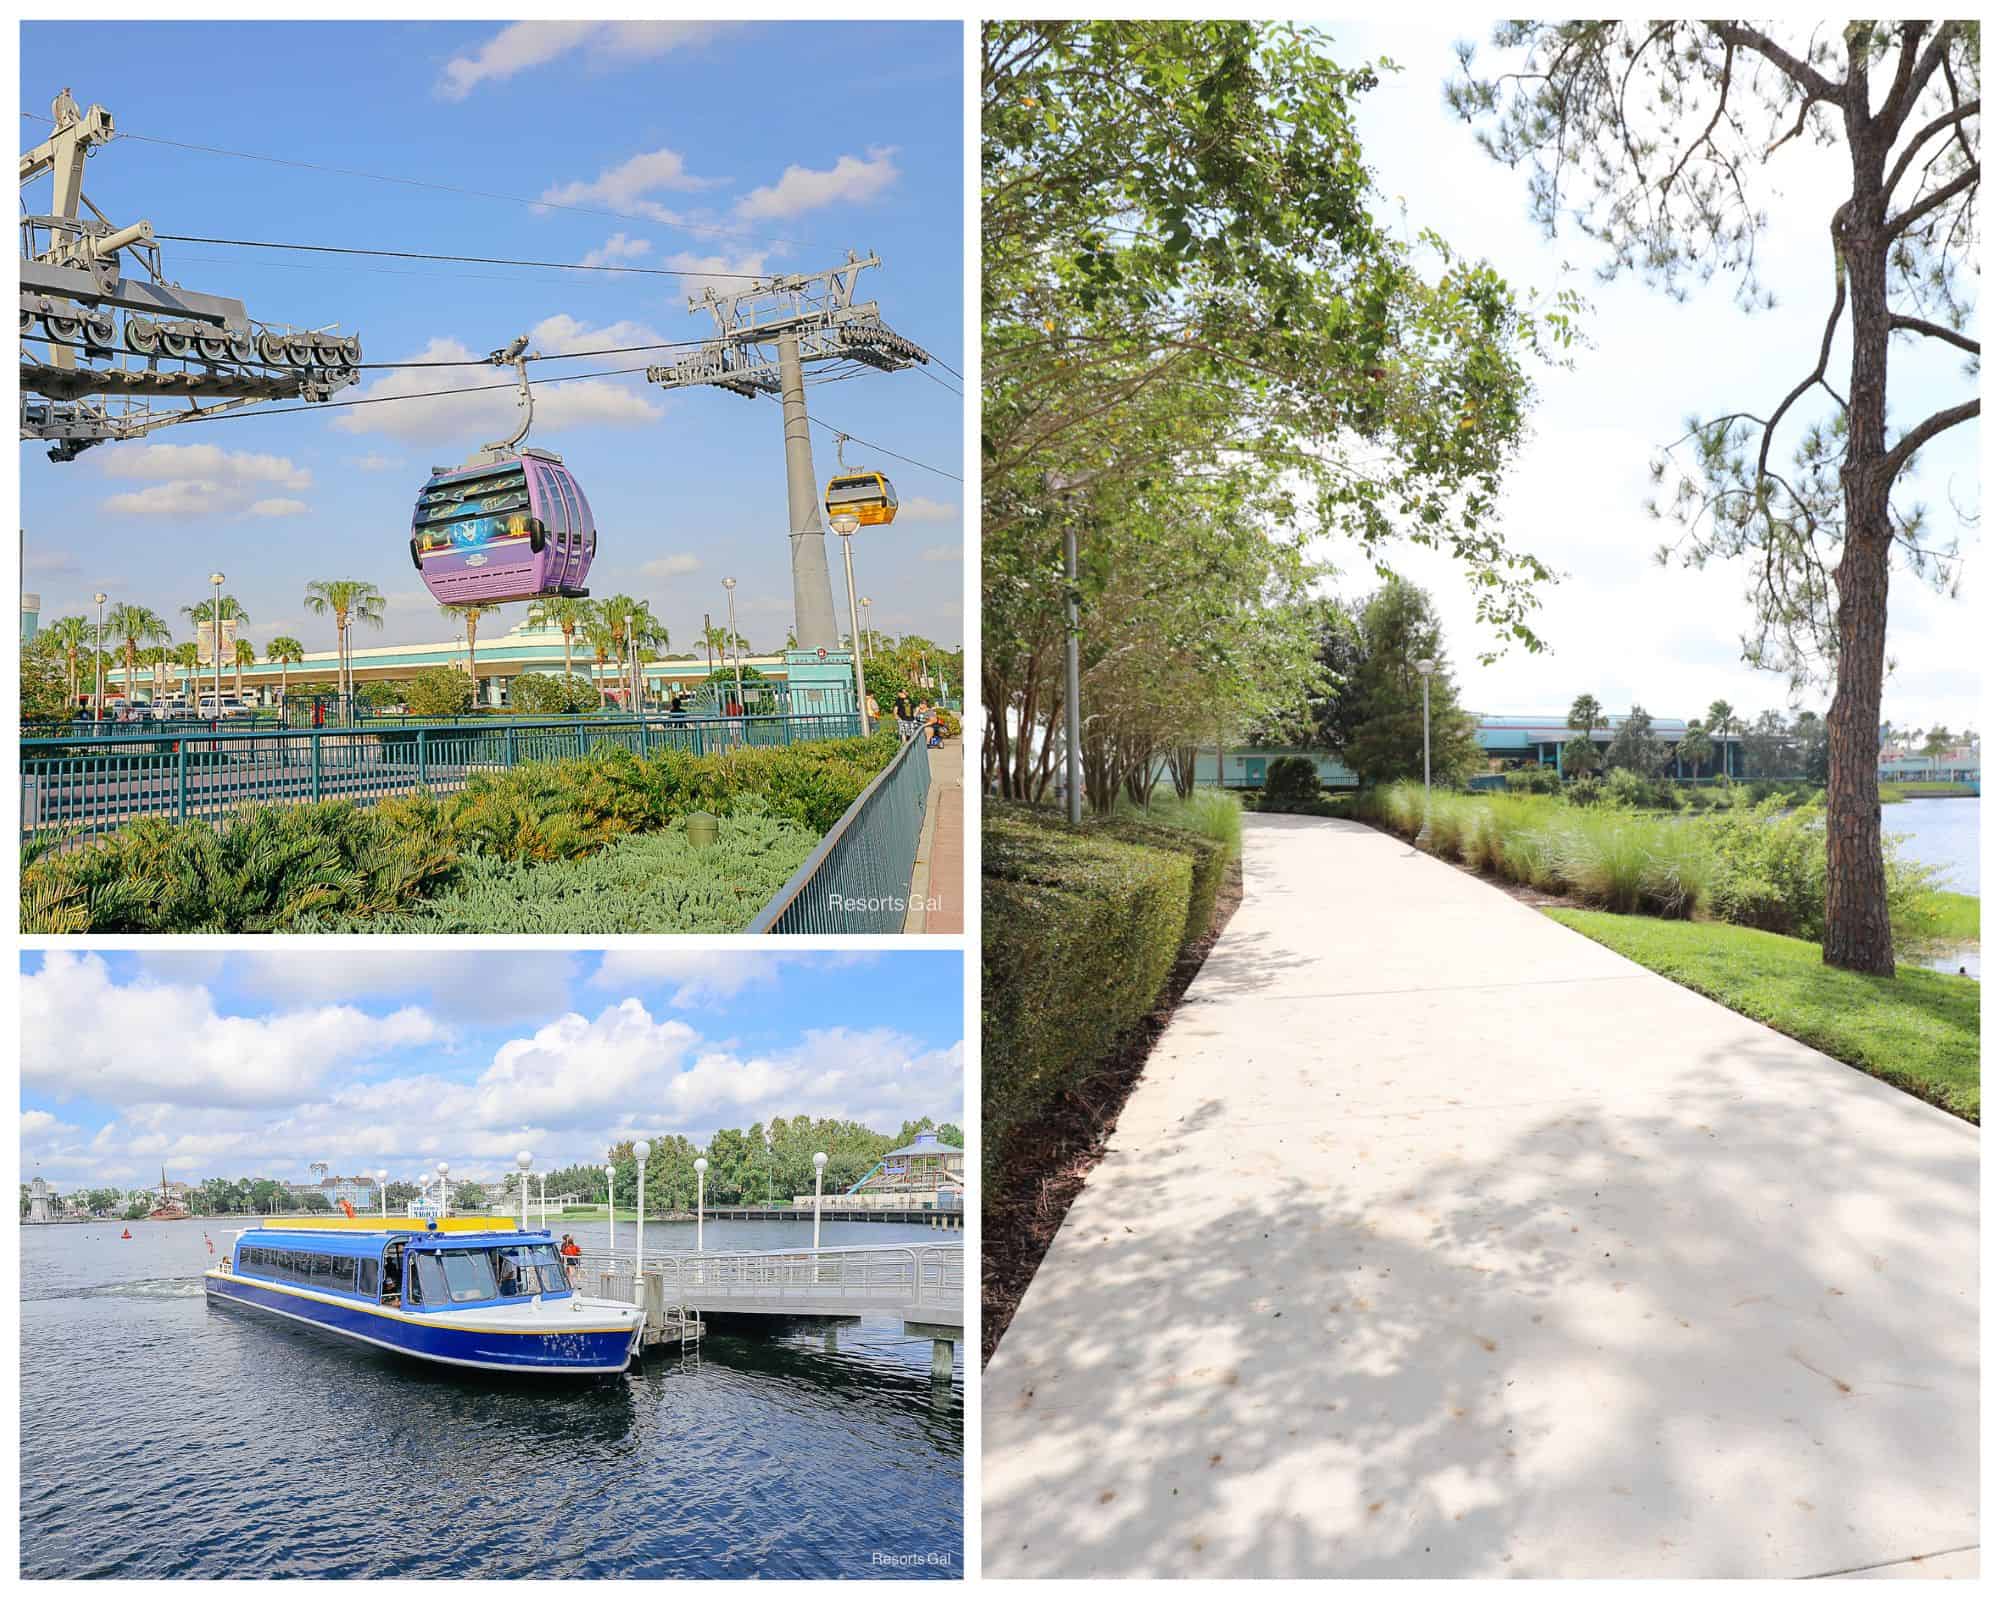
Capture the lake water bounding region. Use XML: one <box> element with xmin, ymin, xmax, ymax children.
<box><xmin>19</xmin><ymin>1218</ymin><xmax>962</xmax><ymax>1579</ymax></box>
<box><xmin>1883</xmin><ymin>795</ymin><xmax>1981</xmax><ymax>895</ymax></box>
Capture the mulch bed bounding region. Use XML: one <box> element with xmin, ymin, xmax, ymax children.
<box><xmin>980</xmin><ymin>858</ymin><xmax>1244</xmax><ymax>1366</ymax></box>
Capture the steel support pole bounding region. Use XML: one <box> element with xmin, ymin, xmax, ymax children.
<box><xmin>839</xmin><ymin>532</ymin><xmax>870</xmax><ymax>734</ymax></box>
<box><xmin>93</xmin><ymin>596</ymin><xmax>105</xmax><ymax>718</ymax></box>
<box><xmin>777</xmin><ymin>332</ymin><xmax>838</xmax><ymax>650</ymax></box>
<box><xmin>1064</xmin><ymin>521</ymin><xmax>1082</xmax><ymax>826</ymax></box>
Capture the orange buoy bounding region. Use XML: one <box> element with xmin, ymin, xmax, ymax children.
<box><xmin>121</xmin><ymin>1228</ymin><xmax>132</xmax><ymax>1239</ymax></box>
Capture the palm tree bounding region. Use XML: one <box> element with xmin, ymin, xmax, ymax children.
<box><xmin>583</xmin><ymin>617</ymin><xmax>618</xmax><ymax>708</ymax></box>
<box><xmin>594</xmin><ymin>595</ymin><xmax>666</xmax><ymax>709</ymax></box>
<box><xmin>170</xmin><ymin>641</ymin><xmax>200</xmax><ymax>701</ymax></box>
<box><xmin>231</xmin><ymin>638</ymin><xmax>256</xmax><ymax>704</ymax></box>
<box><xmin>1566</xmin><ymin>693</ymin><xmax>1602</xmax><ymax>735</ymax></box>
<box><xmin>525</xmin><ymin>596</ymin><xmax>593</xmax><ymax>708</ymax></box>
<box><xmin>303</xmin><ymin>580</ymin><xmax>386</xmax><ymax>715</ymax></box>
<box><xmin>266</xmin><ymin>636</ymin><xmax>305</xmax><ymax>711</ymax></box>
<box><xmin>1922</xmin><ymin>724</ymin><xmax>1953</xmax><ymax>780</ymax></box>
<box><xmin>104</xmin><ymin>604</ymin><xmax>171</xmax><ymax>702</ymax></box>
<box><xmin>44</xmin><ymin>616</ymin><xmax>90</xmax><ymax>708</ymax></box>
<box><xmin>439</xmin><ymin>602</ymin><xmax>503</xmax><ymax>705</ymax></box>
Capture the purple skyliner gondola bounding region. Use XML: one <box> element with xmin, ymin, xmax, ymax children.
<box><xmin>409</xmin><ymin>334</ymin><xmax>596</xmax><ymax>605</ymax></box>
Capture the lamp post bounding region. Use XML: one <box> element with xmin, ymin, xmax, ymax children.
<box><xmin>721</xmin><ymin>579</ymin><xmax>744</xmax><ymax>716</ymax></box>
<box><xmin>828</xmin><ymin>511</ymin><xmax>870</xmax><ymax>733</ymax></box>
<box><xmin>376</xmin><ymin>1168</ymin><xmax>388</xmax><ymax>1220</ymax></box>
<box><xmin>92</xmin><ymin>591</ymin><xmax>107</xmax><ymax>718</ymax></box>
<box><xmin>812</xmin><ymin>1151</ymin><xmax>827</xmax><ymax>1251</ymax></box>
<box><xmin>537</xmin><ymin>1172</ymin><xmax>548</xmax><ymax>1232</ymax></box>
<box><xmin>1415</xmin><ymin>657</ymin><xmax>1436</xmax><ymax>847</ymax></box>
<box><xmin>435</xmin><ymin>1161</ymin><xmax>450</xmax><ymax>1219</ymax></box>
<box><xmin>602</xmin><ymin>1163</ymin><xmax>616</xmax><ymax>1266</ymax></box>
<box><xmin>632</xmin><ymin>1140</ymin><xmax>652</xmax><ymax>1307</ymax></box>
<box><xmin>694</xmin><ymin>1156</ymin><xmax>707</xmax><ymax>1253</ymax></box>
<box><xmin>859</xmin><ymin>597</ymin><xmax>873</xmax><ymax>659</ymax></box>
<box><xmin>624</xmin><ymin>611</ymin><xmax>638</xmax><ymax>716</ymax></box>
<box><xmin>515</xmin><ymin>1150</ymin><xmax>533</xmax><ymax>1229</ymax></box>
<box><xmin>208</xmin><ymin>571</ymin><xmax>226</xmax><ymax>721</ymax></box>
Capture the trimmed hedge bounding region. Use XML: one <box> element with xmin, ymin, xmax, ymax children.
<box><xmin>1085</xmin><ymin>812</ymin><xmax>1228</xmax><ymax>951</ymax></box>
<box><xmin>982</xmin><ymin>803</ymin><xmax>1203</xmax><ymax>1184</ymax></box>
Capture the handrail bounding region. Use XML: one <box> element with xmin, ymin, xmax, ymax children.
<box><xmin>749</xmin><ymin>730</ymin><xmax>929</xmax><ymax>934</ymax></box>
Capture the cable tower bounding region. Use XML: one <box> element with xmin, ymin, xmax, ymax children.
<box><xmin>646</xmin><ymin>250</ymin><xmax>928</xmax><ymax>651</ymax></box>
<box><xmin>19</xmin><ymin>88</ymin><xmax>364</xmax><ymax>460</ymax></box>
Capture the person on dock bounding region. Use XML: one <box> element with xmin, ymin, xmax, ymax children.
<box><xmin>560</xmin><ymin>1233</ymin><xmax>582</xmax><ymax>1287</ymax></box>
<box><xmin>893</xmin><ymin>689</ymin><xmax>914</xmax><ymax>740</ymax></box>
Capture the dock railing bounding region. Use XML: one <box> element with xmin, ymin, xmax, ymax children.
<box><xmin>19</xmin><ymin>709</ymin><xmax>860</xmax><ymax>844</ymax></box>
<box><xmin>568</xmin><ymin>1242</ymin><xmax>964</xmax><ymax>1327</ymax></box>
<box><xmin>748</xmin><ymin>730</ymin><xmax>930</xmax><ymax>934</ymax></box>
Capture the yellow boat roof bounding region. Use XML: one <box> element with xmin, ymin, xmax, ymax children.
<box><xmin>260</xmin><ymin>1215</ymin><xmax>507</xmax><ymax>1234</ymax></box>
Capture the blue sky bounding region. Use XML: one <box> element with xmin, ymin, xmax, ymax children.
<box><xmin>1322</xmin><ymin>24</ymin><xmax>1979</xmax><ymax>734</ymax></box>
<box><xmin>21</xmin><ymin>949</ymin><xmax>965</xmax><ymax>1188</ymax></box>
<box><xmin>21</xmin><ymin>21</ymin><xmax>965</xmax><ymax>660</ymax></box>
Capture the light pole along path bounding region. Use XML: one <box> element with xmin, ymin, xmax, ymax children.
<box><xmin>982</xmin><ymin>811</ymin><xmax>1978</xmax><ymax>1580</ymax></box>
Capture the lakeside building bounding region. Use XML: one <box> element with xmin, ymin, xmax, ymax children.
<box><xmin>796</xmin><ymin>1131</ymin><xmax>966</xmax><ymax>1211</ymax></box>
<box><xmin>1878</xmin><ymin>741</ymin><xmax>1979</xmax><ymax>783</ymax></box>
<box><xmin>283</xmin><ymin>1175</ymin><xmax>380</xmax><ymax>1210</ymax></box>
<box><xmin>1167</xmin><ymin>713</ymin><xmax>1748</xmax><ymax>791</ymax></box>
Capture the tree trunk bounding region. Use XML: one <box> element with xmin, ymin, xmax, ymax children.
<box><xmin>1822</xmin><ymin>211</ymin><xmax>1896</xmax><ymax>976</ymax></box>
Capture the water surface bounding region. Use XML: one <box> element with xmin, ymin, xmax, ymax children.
<box><xmin>20</xmin><ymin>1218</ymin><xmax>962</xmax><ymax>1579</ymax></box>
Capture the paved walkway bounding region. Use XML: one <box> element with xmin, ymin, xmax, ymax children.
<box><xmin>984</xmin><ymin>814</ymin><xmax>1978</xmax><ymax>1579</ymax></box>
<box><xmin>903</xmin><ymin>740</ymin><xmax>963</xmax><ymax>934</ymax></box>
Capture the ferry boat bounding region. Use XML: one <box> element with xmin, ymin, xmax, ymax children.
<box><xmin>204</xmin><ymin>1218</ymin><xmax>646</xmax><ymax>1375</ymax></box>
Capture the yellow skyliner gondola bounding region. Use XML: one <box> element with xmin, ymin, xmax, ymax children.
<box><xmin>823</xmin><ymin>434</ymin><xmax>899</xmax><ymax>527</ymax></box>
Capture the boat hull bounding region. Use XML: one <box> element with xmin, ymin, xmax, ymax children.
<box><xmin>205</xmin><ymin>1272</ymin><xmax>642</xmax><ymax>1374</ymax></box>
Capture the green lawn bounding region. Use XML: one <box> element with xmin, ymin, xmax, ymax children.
<box><xmin>1547</xmin><ymin>909</ymin><xmax>1980</xmax><ymax>1123</ymax></box>
<box><xmin>1912</xmin><ymin>890</ymin><xmax>1981</xmax><ymax>945</ymax></box>
<box><xmin>1881</xmin><ymin>780</ymin><xmax>1977</xmax><ymax>800</ymax></box>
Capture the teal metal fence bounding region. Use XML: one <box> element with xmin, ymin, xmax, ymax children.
<box><xmin>20</xmin><ymin>710</ymin><xmax>861</xmax><ymax>843</ymax></box>
<box><xmin>750</xmin><ymin>732</ymin><xmax>933</xmax><ymax>934</ymax></box>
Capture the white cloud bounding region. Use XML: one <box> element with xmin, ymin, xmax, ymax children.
<box><xmin>22</xmin><ymin>952</ymin><xmax>443</xmax><ymax>1109</ymax></box>
<box><xmin>97</xmin><ymin>443</ymin><xmax>311</xmax><ymax>491</ymax></box>
<box><xmin>101</xmin><ymin>480</ymin><xmax>223</xmax><ymax>518</ymax></box>
<box><xmin>346</xmin><ymin>451</ymin><xmax>403</xmax><ymax>472</ymax></box>
<box><xmin>735</xmin><ymin>149</ymin><xmax>899</xmax><ymax>220</ymax></box>
<box><xmin>230</xmin><ymin>951</ymin><xmax>578</xmax><ymax>1024</ymax></box>
<box><xmin>660</xmin><ymin>248</ymin><xmax>772</xmax><ymax>299</ymax></box>
<box><xmin>578</xmin><ymin>232</ymin><xmax>653</xmax><ymax>268</ymax></box>
<box><xmin>331</xmin><ymin>319</ymin><xmax>665</xmax><ymax>446</ymax></box>
<box><xmin>540</xmin><ymin>149</ymin><xmax>728</xmax><ymax>226</ymax></box>
<box><xmin>899</xmin><ymin>496</ymin><xmax>960</xmax><ymax>525</ymax></box>
<box><xmin>639</xmin><ymin>553</ymin><xmax>702</xmax><ymax>579</ymax></box>
<box><xmin>438</xmin><ymin>22</ymin><xmax>726</xmax><ymax>102</ymax></box>
<box><xmin>589</xmin><ymin>951</ymin><xmax>784</xmax><ymax>1007</ymax></box>
<box><xmin>94</xmin><ymin>443</ymin><xmax>313</xmax><ymax>520</ymax></box>
<box><xmin>22</xmin><ymin>1109</ymin><xmax>76</xmax><ymax>1138</ymax></box>
<box><xmin>920</xmin><ymin>544</ymin><xmax>960</xmax><ymax>564</ymax></box>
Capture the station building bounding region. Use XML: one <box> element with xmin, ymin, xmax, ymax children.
<box><xmin>801</xmin><ymin>1131</ymin><xmax>965</xmax><ymax>1212</ymax></box>
<box><xmin>1180</xmin><ymin>712</ymin><xmax>1748</xmax><ymax>790</ymax></box>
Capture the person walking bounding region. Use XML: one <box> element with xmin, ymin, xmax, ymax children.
<box><xmin>893</xmin><ymin>689</ymin><xmax>915</xmax><ymax>741</ymax></box>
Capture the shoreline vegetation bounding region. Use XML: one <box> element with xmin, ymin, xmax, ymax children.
<box><xmin>20</xmin><ymin>727</ymin><xmax>898</xmax><ymax>934</ymax></box>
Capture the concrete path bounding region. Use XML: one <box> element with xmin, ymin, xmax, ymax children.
<box><xmin>903</xmin><ymin>741</ymin><xmax>964</xmax><ymax>934</ymax></box>
<box><xmin>983</xmin><ymin>814</ymin><xmax>1978</xmax><ymax>1579</ymax></box>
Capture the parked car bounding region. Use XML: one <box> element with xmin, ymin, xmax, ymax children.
<box><xmin>148</xmin><ymin>698</ymin><xmax>191</xmax><ymax>722</ymax></box>
<box><xmin>198</xmin><ymin>695</ymin><xmax>255</xmax><ymax>721</ymax></box>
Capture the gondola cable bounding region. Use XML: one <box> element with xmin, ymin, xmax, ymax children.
<box><xmin>153</xmin><ymin>234</ymin><xmax>772</xmax><ymax>282</ymax></box>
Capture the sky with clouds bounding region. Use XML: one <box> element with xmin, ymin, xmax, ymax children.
<box><xmin>20</xmin><ymin>950</ymin><xmax>965</xmax><ymax>1190</ymax></box>
<box><xmin>1318</xmin><ymin>24</ymin><xmax>1979</xmax><ymax>734</ymax></box>
<box><xmin>20</xmin><ymin>20</ymin><xmax>964</xmax><ymax>659</ymax></box>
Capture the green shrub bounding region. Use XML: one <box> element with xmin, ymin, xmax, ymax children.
<box><xmin>1087</xmin><ymin>811</ymin><xmax>1229</xmax><ymax>952</ymax></box>
<box><xmin>509</xmin><ymin>672</ymin><xmax>596</xmax><ymax>714</ymax></box>
<box><xmin>982</xmin><ymin>805</ymin><xmax>1192</xmax><ymax>1184</ymax></box>
<box><xmin>1144</xmin><ymin>789</ymin><xmax>1245</xmax><ymax>856</ymax></box>
<box><xmin>1566</xmin><ymin>774</ymin><xmax>1604</xmax><ymax>806</ymax></box>
<box><xmin>406</xmin><ymin>667</ymin><xmax>477</xmax><ymax>718</ymax></box>
<box><xmin>318</xmin><ymin>810</ymin><xmax>815</xmax><ymax>934</ymax></box>
<box><xmin>22</xmin><ymin>801</ymin><xmax>461</xmax><ymax>933</ymax></box>
<box><xmin>1262</xmin><ymin>755</ymin><xmax>1322</xmax><ymax>811</ymax></box>
<box><xmin>1504</xmin><ymin>765</ymin><xmax>1560</xmax><ymax>796</ymax></box>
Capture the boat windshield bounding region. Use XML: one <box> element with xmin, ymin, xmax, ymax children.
<box><xmin>410</xmin><ymin>1243</ymin><xmax>569</xmax><ymax>1307</ymax></box>
<box><xmin>491</xmin><ymin>1243</ymin><xmax>571</xmax><ymax>1298</ymax></box>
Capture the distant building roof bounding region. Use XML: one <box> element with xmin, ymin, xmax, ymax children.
<box><xmin>882</xmin><ymin>1132</ymin><xmax>962</xmax><ymax>1159</ymax></box>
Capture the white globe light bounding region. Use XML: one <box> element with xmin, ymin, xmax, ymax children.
<box><xmin>694</xmin><ymin>1157</ymin><xmax>707</xmax><ymax>1174</ymax></box>
<box><xmin>1416</xmin><ymin>657</ymin><xmax>1437</xmax><ymax>676</ymax></box>
<box><xmin>634</xmin><ymin>1140</ymin><xmax>652</xmax><ymax>1161</ymax></box>
<box><xmin>436</xmin><ymin>1161</ymin><xmax>449</xmax><ymax>1178</ymax></box>
<box><xmin>375</xmin><ymin>1169</ymin><xmax>387</xmax><ymax>1182</ymax></box>
<box><xmin>516</xmin><ymin>1150</ymin><xmax>533</xmax><ymax>1171</ymax></box>
<box><xmin>813</xmin><ymin>1152</ymin><xmax>827</xmax><ymax>1170</ymax></box>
